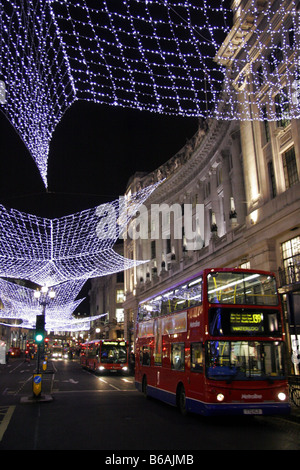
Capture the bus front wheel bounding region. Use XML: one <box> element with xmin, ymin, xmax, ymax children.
<box><xmin>177</xmin><ymin>384</ymin><xmax>187</xmax><ymax>416</ymax></box>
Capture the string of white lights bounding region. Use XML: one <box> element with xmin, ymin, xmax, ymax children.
<box><xmin>0</xmin><ymin>0</ymin><xmax>76</xmax><ymax>186</ymax></box>
<box><xmin>0</xmin><ymin>181</ymin><xmax>160</xmax><ymax>329</ymax></box>
<box><xmin>0</xmin><ymin>278</ymin><xmax>85</xmax><ymax>308</ymax></box>
<box><xmin>0</xmin><ymin>315</ymin><xmax>107</xmax><ymax>331</ymax></box>
<box><xmin>0</xmin><ymin>182</ymin><xmax>159</xmax><ymax>285</ymax></box>
<box><xmin>1</xmin><ymin>1</ymin><xmax>299</xmax><ymax>187</ymax></box>
<box><xmin>0</xmin><ymin>277</ymin><xmax>108</xmax><ymax>331</ymax></box>
<box><xmin>0</xmin><ymin>278</ymin><xmax>85</xmax><ymax>320</ymax></box>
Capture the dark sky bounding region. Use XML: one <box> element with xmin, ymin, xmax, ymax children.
<box><xmin>0</xmin><ymin>100</ymin><xmax>198</xmax><ymax>218</ymax></box>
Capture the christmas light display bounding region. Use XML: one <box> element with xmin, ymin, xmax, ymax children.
<box><xmin>0</xmin><ymin>179</ymin><xmax>160</xmax><ymax>330</ymax></box>
<box><xmin>0</xmin><ymin>278</ymin><xmax>84</xmax><ymax>320</ymax></box>
<box><xmin>0</xmin><ymin>278</ymin><xmax>85</xmax><ymax>313</ymax></box>
<box><xmin>0</xmin><ymin>277</ymin><xmax>106</xmax><ymax>331</ymax></box>
<box><xmin>1</xmin><ymin>1</ymin><xmax>298</xmax><ymax>186</ymax></box>
<box><xmin>0</xmin><ymin>182</ymin><xmax>159</xmax><ymax>286</ymax></box>
<box><xmin>0</xmin><ymin>315</ymin><xmax>107</xmax><ymax>331</ymax></box>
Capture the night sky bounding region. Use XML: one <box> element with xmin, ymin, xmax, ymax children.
<box><xmin>0</xmin><ymin>101</ymin><xmax>198</xmax><ymax>218</ymax></box>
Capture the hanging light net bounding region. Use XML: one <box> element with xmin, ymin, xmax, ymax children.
<box><xmin>0</xmin><ymin>182</ymin><xmax>160</xmax><ymax>285</ymax></box>
<box><xmin>1</xmin><ymin>1</ymin><xmax>298</xmax><ymax>187</ymax></box>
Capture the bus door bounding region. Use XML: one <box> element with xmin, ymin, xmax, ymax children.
<box><xmin>188</xmin><ymin>342</ymin><xmax>205</xmax><ymax>402</ymax></box>
<box><xmin>154</xmin><ymin>318</ymin><xmax>162</xmax><ymax>386</ymax></box>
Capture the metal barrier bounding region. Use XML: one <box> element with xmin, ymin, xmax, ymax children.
<box><xmin>288</xmin><ymin>376</ymin><xmax>300</xmax><ymax>407</ymax></box>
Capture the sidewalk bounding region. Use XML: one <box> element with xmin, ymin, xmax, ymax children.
<box><xmin>287</xmin><ymin>402</ymin><xmax>300</xmax><ymax>423</ymax></box>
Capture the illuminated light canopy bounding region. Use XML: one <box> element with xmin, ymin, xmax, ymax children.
<box><xmin>2</xmin><ymin>1</ymin><xmax>299</xmax><ymax>187</ymax></box>
<box><xmin>1</xmin><ymin>1</ymin><xmax>299</xmax><ymax>187</ymax></box>
<box><xmin>0</xmin><ymin>278</ymin><xmax>86</xmax><ymax>313</ymax></box>
<box><xmin>0</xmin><ymin>278</ymin><xmax>86</xmax><ymax>320</ymax></box>
<box><xmin>0</xmin><ymin>183</ymin><xmax>158</xmax><ymax>285</ymax></box>
<box><xmin>20</xmin><ymin>315</ymin><xmax>106</xmax><ymax>332</ymax></box>
<box><xmin>0</xmin><ymin>315</ymin><xmax>107</xmax><ymax>332</ymax></box>
<box><xmin>0</xmin><ymin>182</ymin><xmax>160</xmax><ymax>330</ymax></box>
<box><xmin>0</xmin><ymin>277</ymin><xmax>106</xmax><ymax>331</ymax></box>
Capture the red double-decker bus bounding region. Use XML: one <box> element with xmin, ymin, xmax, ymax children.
<box><xmin>135</xmin><ymin>268</ymin><xmax>290</xmax><ymax>417</ymax></box>
<box><xmin>80</xmin><ymin>339</ymin><xmax>129</xmax><ymax>374</ymax></box>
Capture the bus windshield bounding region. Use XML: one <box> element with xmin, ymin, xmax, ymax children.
<box><xmin>207</xmin><ymin>272</ymin><xmax>278</xmax><ymax>306</ymax></box>
<box><xmin>100</xmin><ymin>343</ymin><xmax>127</xmax><ymax>364</ymax></box>
<box><xmin>206</xmin><ymin>340</ymin><xmax>285</xmax><ymax>381</ymax></box>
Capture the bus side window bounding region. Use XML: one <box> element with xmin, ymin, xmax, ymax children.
<box><xmin>191</xmin><ymin>343</ymin><xmax>203</xmax><ymax>373</ymax></box>
<box><xmin>171</xmin><ymin>343</ymin><xmax>185</xmax><ymax>371</ymax></box>
<box><xmin>141</xmin><ymin>345</ymin><xmax>151</xmax><ymax>366</ymax></box>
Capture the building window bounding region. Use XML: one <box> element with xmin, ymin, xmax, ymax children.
<box><xmin>280</xmin><ymin>236</ymin><xmax>300</xmax><ymax>285</ymax></box>
<box><xmin>166</xmin><ymin>237</ymin><xmax>171</xmax><ymax>254</ymax></box>
<box><xmin>204</xmin><ymin>181</ymin><xmax>210</xmax><ymax>199</ymax></box>
<box><xmin>275</xmin><ymin>88</ymin><xmax>290</xmax><ymax>128</ymax></box>
<box><xmin>116</xmin><ymin>289</ymin><xmax>124</xmax><ymax>303</ymax></box>
<box><xmin>289</xmin><ymin>27</ymin><xmax>295</xmax><ymax>49</ymax></box>
<box><xmin>216</xmin><ymin>166</ymin><xmax>222</xmax><ymax>186</ymax></box>
<box><xmin>275</xmin><ymin>89</ymin><xmax>289</xmax><ymax>126</ymax></box>
<box><xmin>262</xmin><ymin>106</ymin><xmax>270</xmax><ymax>143</ymax></box>
<box><xmin>268</xmin><ymin>41</ymin><xmax>283</xmax><ymax>72</ymax></box>
<box><xmin>257</xmin><ymin>64</ymin><xmax>264</xmax><ymax>87</ymax></box>
<box><xmin>282</xmin><ymin>146</ymin><xmax>299</xmax><ymax>189</ymax></box>
<box><xmin>151</xmin><ymin>240</ymin><xmax>156</xmax><ymax>259</ymax></box>
<box><xmin>239</xmin><ymin>261</ymin><xmax>250</xmax><ymax>269</ymax></box>
<box><xmin>116</xmin><ymin>308</ymin><xmax>124</xmax><ymax>323</ymax></box>
<box><xmin>268</xmin><ymin>161</ymin><xmax>277</xmax><ymax>198</ymax></box>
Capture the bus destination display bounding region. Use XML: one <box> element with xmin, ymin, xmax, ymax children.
<box><xmin>230</xmin><ymin>312</ymin><xmax>264</xmax><ymax>333</ymax></box>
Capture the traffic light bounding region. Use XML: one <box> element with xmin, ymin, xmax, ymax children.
<box><xmin>35</xmin><ymin>315</ymin><xmax>45</xmax><ymax>343</ymax></box>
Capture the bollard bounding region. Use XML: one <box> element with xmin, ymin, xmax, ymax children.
<box><xmin>33</xmin><ymin>373</ymin><xmax>42</xmax><ymax>397</ymax></box>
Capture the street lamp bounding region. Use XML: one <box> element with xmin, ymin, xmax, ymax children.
<box><xmin>33</xmin><ymin>286</ymin><xmax>55</xmax><ymax>374</ymax></box>
<box><xmin>32</xmin><ymin>285</ymin><xmax>55</xmax><ymax>398</ymax></box>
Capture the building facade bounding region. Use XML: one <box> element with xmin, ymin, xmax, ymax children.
<box><xmin>123</xmin><ymin>0</ymin><xmax>300</xmax><ymax>373</ymax></box>
<box><xmin>89</xmin><ymin>242</ymin><xmax>125</xmax><ymax>341</ymax></box>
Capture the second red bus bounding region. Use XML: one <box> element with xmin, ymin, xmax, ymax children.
<box><xmin>81</xmin><ymin>339</ymin><xmax>129</xmax><ymax>374</ymax></box>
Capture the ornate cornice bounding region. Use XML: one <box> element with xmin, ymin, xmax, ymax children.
<box><xmin>133</xmin><ymin>118</ymin><xmax>234</xmax><ymax>205</ymax></box>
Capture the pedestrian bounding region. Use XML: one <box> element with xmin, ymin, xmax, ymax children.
<box><xmin>129</xmin><ymin>352</ymin><xmax>135</xmax><ymax>375</ymax></box>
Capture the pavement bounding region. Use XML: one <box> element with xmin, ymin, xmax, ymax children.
<box><xmin>287</xmin><ymin>402</ymin><xmax>300</xmax><ymax>424</ymax></box>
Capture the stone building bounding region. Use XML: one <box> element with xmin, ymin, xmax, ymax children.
<box><xmin>89</xmin><ymin>242</ymin><xmax>125</xmax><ymax>341</ymax></box>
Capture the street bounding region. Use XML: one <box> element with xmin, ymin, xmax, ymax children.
<box><xmin>0</xmin><ymin>358</ymin><xmax>299</xmax><ymax>452</ymax></box>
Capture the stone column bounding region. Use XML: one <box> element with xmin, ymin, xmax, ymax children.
<box><xmin>240</xmin><ymin>119</ymin><xmax>260</xmax><ymax>212</ymax></box>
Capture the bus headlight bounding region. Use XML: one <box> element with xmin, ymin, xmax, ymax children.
<box><xmin>98</xmin><ymin>366</ymin><xmax>105</xmax><ymax>371</ymax></box>
<box><xmin>122</xmin><ymin>366</ymin><xmax>128</xmax><ymax>371</ymax></box>
<box><xmin>278</xmin><ymin>392</ymin><xmax>286</xmax><ymax>401</ymax></box>
<box><xmin>217</xmin><ymin>393</ymin><xmax>225</xmax><ymax>402</ymax></box>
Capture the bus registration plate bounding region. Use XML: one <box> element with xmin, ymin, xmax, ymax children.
<box><xmin>243</xmin><ymin>409</ymin><xmax>263</xmax><ymax>415</ymax></box>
